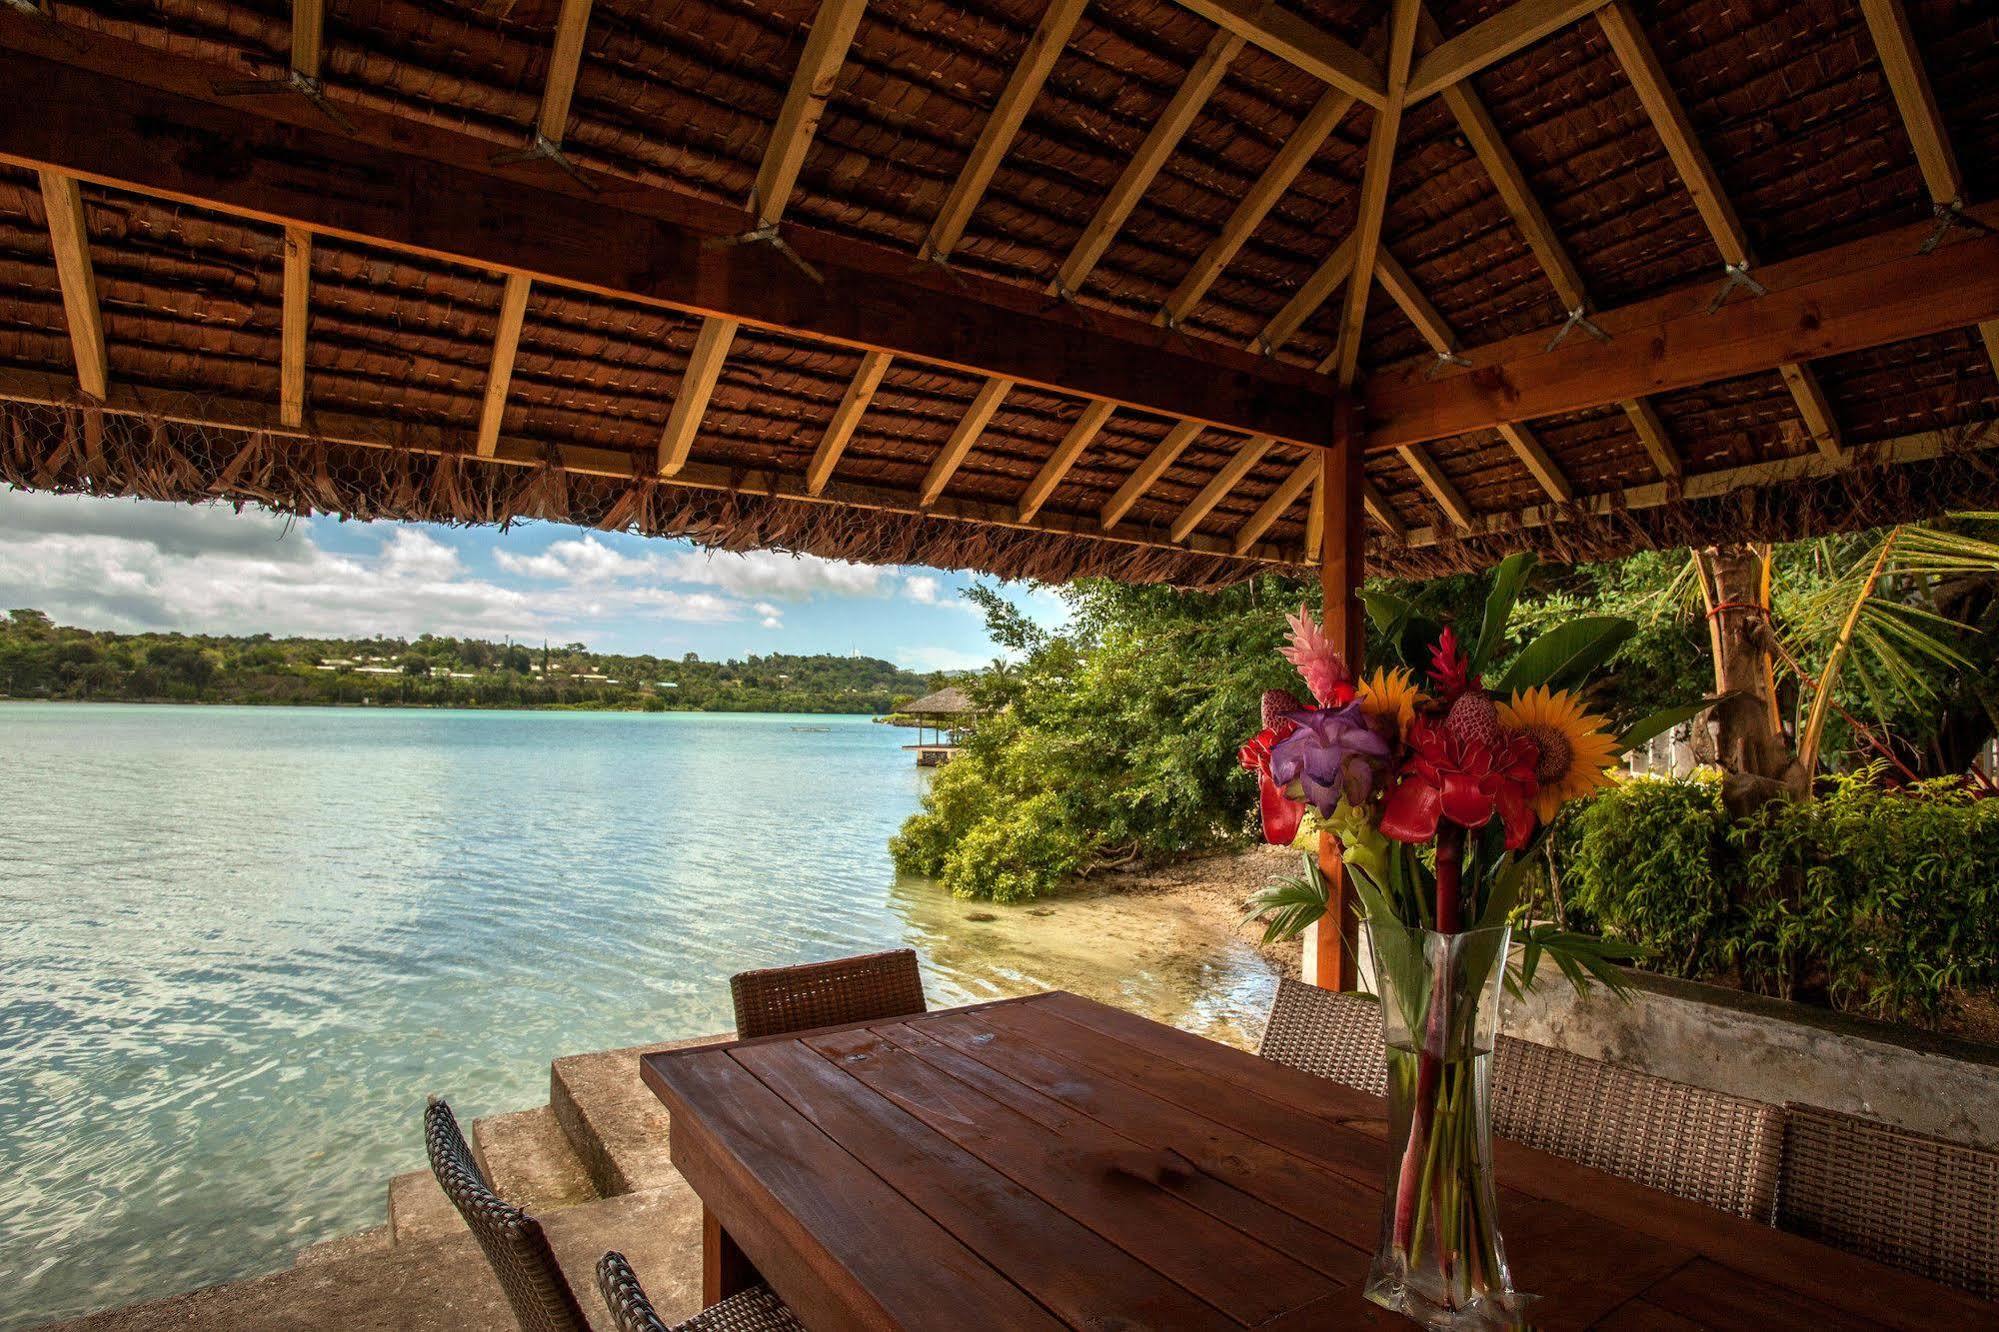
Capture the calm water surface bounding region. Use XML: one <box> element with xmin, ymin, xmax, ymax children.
<box><xmin>0</xmin><ymin>703</ymin><xmax>1277</xmax><ymax>1328</ymax></box>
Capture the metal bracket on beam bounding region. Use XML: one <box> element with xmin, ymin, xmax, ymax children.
<box><xmin>1423</xmin><ymin>350</ymin><xmax>1472</xmax><ymax>379</ymax></box>
<box><xmin>1545</xmin><ymin>305</ymin><xmax>1610</xmax><ymax>352</ymax></box>
<box><xmin>490</xmin><ymin>132</ymin><xmax>599</xmax><ymax>194</ymax></box>
<box><xmin>1253</xmin><ymin>333</ymin><xmax>1277</xmax><ymax>358</ymax></box>
<box><xmin>212</xmin><ymin>68</ymin><xmax>356</xmax><ymax>134</ymax></box>
<box><xmin>1705</xmin><ymin>262</ymin><xmax>1767</xmax><ymax>314</ymax></box>
<box><xmin>1920</xmin><ymin>199</ymin><xmax>1996</xmax><ymax>255</ymax></box>
<box><xmin>702</xmin><ymin>221</ymin><xmax>823</xmax><ymax>284</ymax></box>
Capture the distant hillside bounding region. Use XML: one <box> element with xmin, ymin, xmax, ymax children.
<box><xmin>0</xmin><ymin>609</ymin><xmax>952</xmax><ymax>714</ymax></box>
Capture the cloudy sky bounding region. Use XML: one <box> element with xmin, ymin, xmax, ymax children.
<box><xmin>0</xmin><ymin>489</ymin><xmax>1068</xmax><ymax>671</ymax></box>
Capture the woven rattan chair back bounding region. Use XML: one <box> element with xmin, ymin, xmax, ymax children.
<box><xmin>597</xmin><ymin>1253</ymin><xmax>805</xmax><ymax>1332</ymax></box>
<box><xmin>730</xmin><ymin>948</ymin><xmax>926</xmax><ymax>1040</ymax></box>
<box><xmin>424</xmin><ymin>1098</ymin><xmax>591</xmax><ymax>1332</ymax></box>
<box><xmin>1491</xmin><ymin>1037</ymin><xmax>1785</xmax><ymax>1222</ymax></box>
<box><xmin>1777</xmin><ymin>1102</ymin><xmax>1999</xmax><ymax>1301</ymax></box>
<box><xmin>1255</xmin><ymin>978</ymin><xmax>1388</xmax><ymax>1097</ymax></box>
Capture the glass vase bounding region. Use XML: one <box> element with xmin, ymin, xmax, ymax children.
<box><xmin>1363</xmin><ymin>919</ymin><xmax>1532</xmax><ymax>1329</ymax></box>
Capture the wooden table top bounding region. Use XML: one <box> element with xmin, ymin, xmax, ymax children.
<box><xmin>641</xmin><ymin>991</ymin><xmax>1997</xmax><ymax>1331</ymax></box>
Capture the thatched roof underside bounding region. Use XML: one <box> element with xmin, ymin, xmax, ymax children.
<box><xmin>2</xmin><ymin>0</ymin><xmax>1997</xmax><ymax>584</ymax></box>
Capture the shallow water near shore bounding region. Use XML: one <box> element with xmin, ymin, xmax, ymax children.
<box><xmin>0</xmin><ymin>702</ymin><xmax>1278</xmax><ymax>1329</ymax></box>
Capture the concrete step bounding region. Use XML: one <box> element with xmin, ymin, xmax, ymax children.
<box><xmin>551</xmin><ymin>1034</ymin><xmax>728</xmax><ymax>1196</ymax></box>
<box><xmin>294</xmin><ymin>1225</ymin><xmax>389</xmax><ymax>1268</ymax></box>
<box><xmin>472</xmin><ymin>1105</ymin><xmax>600</xmax><ymax>1212</ymax></box>
<box><xmin>388</xmin><ymin>1169</ymin><xmax>465</xmax><ymax>1247</ymax></box>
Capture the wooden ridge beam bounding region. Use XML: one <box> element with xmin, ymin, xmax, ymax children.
<box><xmin>1857</xmin><ymin>0</ymin><xmax>1999</xmax><ymax>383</ymax></box>
<box><xmin>1400</xmin><ymin>426</ymin><xmax>1992</xmax><ymax>550</ymax></box>
<box><xmin>1017</xmin><ymin>398</ymin><xmax>1114</xmax><ymax>523</ymax></box>
<box><xmin>1101</xmin><ymin>420</ymin><xmax>1203</xmax><ymax>530</ymax></box>
<box><xmin>36</xmin><ymin>168</ymin><xmax>107</xmax><ymax>401</ymax></box>
<box><xmin>1233</xmin><ymin>456</ymin><xmax>1317</xmax><ymax>553</ymax></box>
<box><xmin>1171</xmin><ymin>434</ymin><xmax>1271</xmax><ymax>542</ymax></box>
<box><xmin>0</xmin><ymin>33</ymin><xmax>1337</xmax><ymax>449</ymax></box>
<box><xmin>807</xmin><ymin>348</ymin><xmax>891</xmax><ymax>495</ymax></box>
<box><xmin>1332</xmin><ymin>0</ymin><xmax>1418</xmax><ymax>389</ymax></box>
<box><xmin>1407</xmin><ymin>0</ymin><xmax>1607</xmax><ymax>103</ymax></box>
<box><xmin>657</xmin><ymin>316</ymin><xmax>740</xmax><ymax>475</ymax></box>
<box><xmin>0</xmin><ymin>366</ymin><xmax>1303</xmax><ymax>565</ymax></box>
<box><xmin>280</xmin><ymin>225</ymin><xmax>311</xmax><ymax>428</ymax></box>
<box><xmin>1397</xmin><ymin>443</ymin><xmax>1473</xmax><ymax>528</ymax></box>
<box><xmin>1159</xmin><ymin>86</ymin><xmax>1355</xmax><ymax>327</ymax></box>
<box><xmin>923</xmin><ymin>0</ymin><xmax>1087</xmax><ymax>260</ymax></box>
<box><xmin>1167</xmin><ymin>0</ymin><xmax>1384</xmax><ymax>107</ymax></box>
<box><xmin>1363</xmin><ymin>207</ymin><xmax>1999</xmax><ymax>449</ymax></box>
<box><xmin>922</xmin><ymin>376</ymin><xmax>1012</xmax><ymax>506</ymax></box>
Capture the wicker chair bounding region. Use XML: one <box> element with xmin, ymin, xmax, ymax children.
<box><xmin>1253</xmin><ymin>982</ymin><xmax>1783</xmax><ymax>1222</ymax></box>
<box><xmin>1490</xmin><ymin>1039</ymin><xmax>1784</xmax><ymax>1223</ymax></box>
<box><xmin>1777</xmin><ymin>1102</ymin><xmax>1999</xmax><ymax>1302</ymax></box>
<box><xmin>730</xmin><ymin>948</ymin><xmax>926</xmax><ymax>1040</ymax></box>
<box><xmin>424</xmin><ymin>1097</ymin><xmax>592</xmax><ymax>1332</ymax></box>
<box><xmin>597</xmin><ymin>1253</ymin><xmax>804</xmax><ymax>1332</ymax></box>
<box><xmin>1256</xmin><ymin>978</ymin><xmax>1388</xmax><ymax>1096</ymax></box>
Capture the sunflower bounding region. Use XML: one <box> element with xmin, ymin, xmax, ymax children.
<box><xmin>1497</xmin><ymin>685</ymin><xmax>1619</xmax><ymax>821</ymax></box>
<box><xmin>1357</xmin><ymin>666</ymin><xmax>1426</xmax><ymax>735</ymax></box>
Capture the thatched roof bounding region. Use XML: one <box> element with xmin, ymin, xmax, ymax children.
<box><xmin>904</xmin><ymin>686</ymin><xmax>980</xmax><ymax>716</ymax></box>
<box><xmin>0</xmin><ymin>0</ymin><xmax>1996</xmax><ymax>584</ymax></box>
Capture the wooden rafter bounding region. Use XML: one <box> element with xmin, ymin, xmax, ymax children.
<box><xmin>922</xmin><ymin>0</ymin><xmax>1088</xmax><ymax>261</ymax></box>
<box><xmin>476</xmin><ymin>272</ymin><xmax>532</xmax><ymax>458</ymax></box>
<box><xmin>1856</xmin><ymin>0</ymin><xmax>1999</xmax><ymax>382</ymax></box>
<box><xmin>1595</xmin><ymin>0</ymin><xmax>1837</xmax><ymax>458</ymax></box>
<box><xmin>1332</xmin><ymin>0</ymin><xmax>1418</xmax><ymax>389</ymax></box>
<box><xmin>291</xmin><ymin>0</ymin><xmax>325</xmax><ymax>81</ymax></box>
<box><xmin>536</xmin><ymin>0</ymin><xmax>594</xmax><ymax>144</ymax></box>
<box><xmin>1232</xmin><ymin>456</ymin><xmax>1317</xmax><ymax>553</ymax></box>
<box><xmin>1018</xmin><ymin>398</ymin><xmax>1114</xmax><ymax>523</ymax></box>
<box><xmin>279</xmin><ymin>225</ymin><xmax>311</xmax><ymax>428</ymax></box>
<box><xmin>1364</xmin><ymin>207</ymin><xmax>1999</xmax><ymax>450</ymax></box>
<box><xmin>1397</xmin><ymin>443</ymin><xmax>1473</xmax><ymax>529</ymax></box>
<box><xmin>1101</xmin><ymin>420</ymin><xmax>1203</xmax><ymax>530</ymax></box>
<box><xmin>1250</xmin><ymin>232</ymin><xmax>1358</xmax><ymax>355</ymax></box>
<box><xmin>1168</xmin><ymin>0</ymin><xmax>1384</xmax><ymax>107</ymax></box>
<box><xmin>752</xmin><ymin>0</ymin><xmax>866</xmax><ymax>225</ymax></box>
<box><xmin>1159</xmin><ymin>86</ymin><xmax>1355</xmax><ymax>327</ymax></box>
<box><xmin>1407</xmin><ymin>0</ymin><xmax>1608</xmax><ymax>103</ymax></box>
<box><xmin>1620</xmin><ymin>398</ymin><xmax>1681</xmax><ymax>479</ymax></box>
<box><xmin>1373</xmin><ymin>248</ymin><xmax>1455</xmax><ymax>357</ymax></box>
<box><xmin>1363</xmin><ymin>478</ymin><xmax>1407</xmax><ymax>541</ymax></box>
<box><xmin>807</xmin><ymin>348</ymin><xmax>891</xmax><ymax>495</ymax></box>
<box><xmin>922</xmin><ymin>377</ymin><xmax>1012</xmax><ymax>506</ymax></box>
<box><xmin>1171</xmin><ymin>434</ymin><xmax>1271</xmax><ymax>542</ymax></box>
<box><xmin>0</xmin><ymin>39</ymin><xmax>1335</xmax><ymax>447</ymax></box>
<box><xmin>657</xmin><ymin>316</ymin><xmax>741</xmax><ymax>476</ymax></box>
<box><xmin>1495</xmin><ymin>421</ymin><xmax>1572</xmax><ymax>503</ymax></box>
<box><xmin>35</xmin><ymin>169</ymin><xmax>106</xmax><ymax>401</ymax></box>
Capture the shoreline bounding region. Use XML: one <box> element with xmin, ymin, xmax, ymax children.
<box><xmin>1079</xmin><ymin>842</ymin><xmax>1306</xmax><ymax>981</ymax></box>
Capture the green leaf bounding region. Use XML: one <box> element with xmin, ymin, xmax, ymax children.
<box><xmin>1494</xmin><ymin>616</ymin><xmax>1635</xmax><ymax>695</ymax></box>
<box><xmin>1615</xmin><ymin>695</ymin><xmax>1725</xmax><ymax>756</ymax></box>
<box><xmin>1472</xmin><ymin>551</ymin><xmax>1537</xmax><ymax>678</ymax></box>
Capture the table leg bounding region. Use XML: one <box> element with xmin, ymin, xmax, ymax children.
<box><xmin>702</xmin><ymin>1205</ymin><xmax>760</xmax><ymax>1306</ymax></box>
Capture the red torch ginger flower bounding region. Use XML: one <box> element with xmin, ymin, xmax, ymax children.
<box><xmin>1238</xmin><ymin>724</ymin><xmax>1306</xmax><ymax>846</ymax></box>
<box><xmin>1378</xmin><ymin>716</ymin><xmax>1542</xmax><ymax>849</ymax></box>
<box><xmin>1281</xmin><ymin>605</ymin><xmax>1355</xmax><ymax>707</ymax></box>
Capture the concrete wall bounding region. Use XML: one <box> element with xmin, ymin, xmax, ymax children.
<box><xmin>1500</xmin><ymin>969</ymin><xmax>1999</xmax><ymax>1150</ymax></box>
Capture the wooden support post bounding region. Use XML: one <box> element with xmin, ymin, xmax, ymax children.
<box><xmin>702</xmin><ymin>1207</ymin><xmax>759</xmax><ymax>1306</ymax></box>
<box><xmin>1308</xmin><ymin>398</ymin><xmax>1364</xmax><ymax>991</ymax></box>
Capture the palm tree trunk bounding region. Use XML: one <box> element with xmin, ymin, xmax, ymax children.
<box><xmin>1694</xmin><ymin>545</ymin><xmax>1808</xmax><ymax>819</ymax></box>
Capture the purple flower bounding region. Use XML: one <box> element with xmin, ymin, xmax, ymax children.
<box><xmin>1267</xmin><ymin>703</ymin><xmax>1391</xmax><ymax>817</ymax></box>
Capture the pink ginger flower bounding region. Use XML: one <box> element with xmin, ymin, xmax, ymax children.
<box><xmin>1281</xmin><ymin>604</ymin><xmax>1354</xmax><ymax>707</ymax></box>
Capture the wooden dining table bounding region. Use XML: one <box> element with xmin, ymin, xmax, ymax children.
<box><xmin>641</xmin><ymin>990</ymin><xmax>1997</xmax><ymax>1330</ymax></box>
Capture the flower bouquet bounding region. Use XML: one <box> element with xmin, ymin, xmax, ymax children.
<box><xmin>1239</xmin><ymin>553</ymin><xmax>1704</xmax><ymax>1328</ymax></box>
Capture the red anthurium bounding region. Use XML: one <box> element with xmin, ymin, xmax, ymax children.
<box><xmin>1378</xmin><ymin>718</ymin><xmax>1542</xmax><ymax>849</ymax></box>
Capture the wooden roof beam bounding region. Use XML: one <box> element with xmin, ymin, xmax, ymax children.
<box><xmin>921</xmin><ymin>376</ymin><xmax>1012</xmax><ymax>506</ymax></box>
<box><xmin>1017</xmin><ymin>398</ymin><xmax>1114</xmax><ymax>523</ymax></box>
<box><xmin>1778</xmin><ymin>361</ymin><xmax>1843</xmax><ymax>460</ymax></box>
<box><xmin>1398</xmin><ymin>443</ymin><xmax>1474</xmax><ymax>529</ymax></box>
<box><xmin>1620</xmin><ymin>398</ymin><xmax>1681</xmax><ymax>479</ymax></box>
<box><xmin>1168</xmin><ymin>0</ymin><xmax>1385</xmax><ymax>107</ymax></box>
<box><xmin>922</xmin><ymin>0</ymin><xmax>1087</xmax><ymax>261</ymax></box>
<box><xmin>1857</xmin><ymin>0</ymin><xmax>1999</xmax><ymax>383</ymax></box>
<box><xmin>1232</xmin><ymin>456</ymin><xmax>1318</xmax><ymax>553</ymax></box>
<box><xmin>1101</xmin><ymin>420</ymin><xmax>1204</xmax><ymax>530</ymax></box>
<box><xmin>36</xmin><ymin>169</ymin><xmax>106</xmax><ymax>401</ymax></box>
<box><xmin>1250</xmin><ymin>232</ymin><xmax>1357</xmax><ymax>356</ymax></box>
<box><xmin>1171</xmin><ymin>433</ymin><xmax>1271</xmax><ymax>542</ymax></box>
<box><xmin>657</xmin><ymin>315</ymin><xmax>741</xmax><ymax>475</ymax></box>
<box><xmin>807</xmin><ymin>348</ymin><xmax>891</xmax><ymax>495</ymax></box>
<box><xmin>1495</xmin><ymin>421</ymin><xmax>1572</xmax><ymax>503</ymax></box>
<box><xmin>474</xmin><ymin>271</ymin><xmax>531</xmax><ymax>457</ymax></box>
<box><xmin>1407</xmin><ymin>0</ymin><xmax>1609</xmax><ymax>103</ymax></box>
<box><xmin>1363</xmin><ymin>478</ymin><xmax>1407</xmax><ymax>541</ymax></box>
<box><xmin>1332</xmin><ymin>0</ymin><xmax>1419</xmax><ymax>390</ymax></box>
<box><xmin>752</xmin><ymin>0</ymin><xmax>867</xmax><ymax>226</ymax></box>
<box><xmin>1366</xmin><ymin>208</ymin><xmax>1999</xmax><ymax>448</ymax></box>
<box><xmin>291</xmin><ymin>0</ymin><xmax>325</xmax><ymax>80</ymax></box>
<box><xmin>280</xmin><ymin>225</ymin><xmax>310</xmax><ymax>427</ymax></box>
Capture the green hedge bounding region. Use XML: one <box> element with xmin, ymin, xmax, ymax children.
<box><xmin>1561</xmin><ymin>773</ymin><xmax>1999</xmax><ymax>1022</ymax></box>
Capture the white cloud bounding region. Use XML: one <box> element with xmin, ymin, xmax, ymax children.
<box><xmin>895</xmin><ymin>643</ymin><xmax>993</xmax><ymax>673</ymax></box>
<box><xmin>496</xmin><ymin>536</ymin><xmax>888</xmax><ymax>603</ymax></box>
<box><xmin>753</xmin><ymin>601</ymin><xmax>783</xmax><ymax>630</ymax></box>
<box><xmin>903</xmin><ymin>574</ymin><xmax>942</xmax><ymax>604</ymax></box>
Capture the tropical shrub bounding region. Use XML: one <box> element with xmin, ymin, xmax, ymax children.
<box><xmin>1561</xmin><ymin>771</ymin><xmax>1999</xmax><ymax>1022</ymax></box>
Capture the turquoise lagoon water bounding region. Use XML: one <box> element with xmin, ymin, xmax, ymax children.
<box><xmin>0</xmin><ymin>703</ymin><xmax>1279</xmax><ymax>1328</ymax></box>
